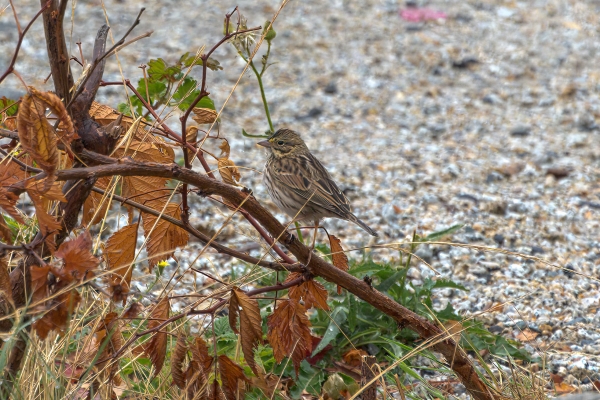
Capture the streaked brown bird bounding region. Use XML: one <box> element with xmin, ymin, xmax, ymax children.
<box><xmin>258</xmin><ymin>129</ymin><xmax>378</xmax><ymax>242</ymax></box>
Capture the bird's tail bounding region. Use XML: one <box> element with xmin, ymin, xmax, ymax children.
<box><xmin>350</xmin><ymin>214</ymin><xmax>379</xmax><ymax>237</ymax></box>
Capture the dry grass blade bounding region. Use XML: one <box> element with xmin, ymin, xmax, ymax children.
<box><xmin>105</xmin><ymin>223</ymin><xmax>137</xmax><ymax>304</ymax></box>
<box><xmin>228</xmin><ymin>288</ymin><xmax>262</xmax><ymax>375</ymax></box>
<box><xmin>143</xmin><ymin>296</ymin><xmax>170</xmax><ymax>376</ymax></box>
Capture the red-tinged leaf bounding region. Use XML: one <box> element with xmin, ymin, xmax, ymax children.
<box><xmin>329</xmin><ymin>234</ymin><xmax>348</xmax><ymax>294</ymax></box>
<box><xmin>31</xmin><ymin>265</ymin><xmax>50</xmax><ymax>304</ymax></box>
<box><xmin>17</xmin><ymin>91</ymin><xmax>58</xmax><ymax>182</ymax></box>
<box><xmin>286</xmin><ymin>272</ymin><xmax>329</xmax><ymax>311</ymax></box>
<box><xmin>191</xmin><ymin>336</ymin><xmax>213</xmax><ymax>372</ymax></box>
<box><xmin>267</xmin><ymin>299</ymin><xmax>312</xmax><ymax>376</ymax></box>
<box><xmin>33</xmin><ymin>289</ymin><xmax>81</xmax><ymax>340</ymax></box>
<box><xmin>105</xmin><ymin>224</ymin><xmax>137</xmax><ymax>304</ymax></box>
<box><xmin>144</xmin><ymin>296</ymin><xmax>170</xmax><ymax>376</ymax></box>
<box><xmin>218</xmin><ymin>355</ymin><xmax>249</xmax><ymax>400</ymax></box>
<box><xmin>53</xmin><ymin>231</ymin><xmax>100</xmax><ymax>282</ymax></box>
<box><xmin>343</xmin><ymin>348</ymin><xmax>369</xmax><ymax>368</ymax></box>
<box><xmin>228</xmin><ymin>288</ymin><xmax>262</xmax><ymax>374</ymax></box>
<box><xmin>306</xmin><ymin>335</ymin><xmax>333</xmax><ymax>365</ymax></box>
<box><xmin>171</xmin><ymin>331</ymin><xmax>188</xmax><ymax>389</ymax></box>
<box><xmin>142</xmin><ymin>201</ymin><xmax>189</xmax><ymax>270</ymax></box>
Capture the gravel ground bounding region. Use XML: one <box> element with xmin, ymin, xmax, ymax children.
<box><xmin>3</xmin><ymin>0</ymin><xmax>600</xmax><ymax>397</ymax></box>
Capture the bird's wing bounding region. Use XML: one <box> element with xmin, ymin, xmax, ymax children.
<box><xmin>270</xmin><ymin>153</ymin><xmax>352</xmax><ymax>217</ymax></box>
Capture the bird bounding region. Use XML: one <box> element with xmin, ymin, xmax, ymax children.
<box><xmin>258</xmin><ymin>129</ymin><xmax>378</xmax><ymax>247</ymax></box>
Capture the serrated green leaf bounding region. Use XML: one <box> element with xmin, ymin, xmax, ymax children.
<box><xmin>147</xmin><ymin>58</ymin><xmax>181</xmax><ymax>82</ymax></box>
<box><xmin>290</xmin><ymin>360</ymin><xmax>324</xmax><ymax>397</ymax></box>
<box><xmin>136</xmin><ymin>79</ymin><xmax>167</xmax><ymax>104</ymax></box>
<box><xmin>375</xmin><ymin>270</ymin><xmax>406</xmax><ymax>292</ymax></box>
<box><xmin>435</xmin><ymin>303</ymin><xmax>461</xmax><ymax>321</ymax></box>
<box><xmin>0</xmin><ymin>97</ymin><xmax>19</xmax><ymax>116</ymax></box>
<box><xmin>432</xmin><ymin>278</ymin><xmax>467</xmax><ymax>291</ymax></box>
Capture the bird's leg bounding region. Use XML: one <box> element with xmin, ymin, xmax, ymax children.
<box><xmin>305</xmin><ymin>219</ymin><xmax>319</xmax><ymax>266</ymax></box>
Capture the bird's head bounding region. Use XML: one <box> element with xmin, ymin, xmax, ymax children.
<box><xmin>257</xmin><ymin>128</ymin><xmax>309</xmax><ymax>158</ymax></box>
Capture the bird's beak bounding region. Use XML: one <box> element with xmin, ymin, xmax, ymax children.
<box><xmin>257</xmin><ymin>140</ymin><xmax>271</xmax><ymax>148</ymax></box>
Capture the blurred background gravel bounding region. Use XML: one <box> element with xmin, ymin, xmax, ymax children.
<box><xmin>3</xmin><ymin>0</ymin><xmax>600</xmax><ymax>393</ymax></box>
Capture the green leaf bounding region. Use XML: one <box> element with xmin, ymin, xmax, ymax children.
<box><xmin>423</xmin><ymin>224</ymin><xmax>464</xmax><ymax>242</ymax></box>
<box><xmin>312</xmin><ymin>308</ymin><xmax>346</xmax><ymax>356</ymax></box>
<box><xmin>431</xmin><ymin>278</ymin><xmax>467</xmax><ymax>291</ymax></box>
<box><xmin>117</xmin><ymin>102</ymin><xmax>133</xmax><ymax>117</ymax></box>
<box><xmin>147</xmin><ymin>58</ymin><xmax>181</xmax><ymax>82</ymax></box>
<box><xmin>347</xmin><ymin>294</ymin><xmax>357</xmax><ymax>332</ymax></box>
<box><xmin>0</xmin><ymin>97</ymin><xmax>19</xmax><ymax>116</ymax></box>
<box><xmin>435</xmin><ymin>303</ymin><xmax>461</xmax><ymax>321</ymax></box>
<box><xmin>290</xmin><ymin>360</ymin><xmax>324</xmax><ymax>397</ymax></box>
<box><xmin>136</xmin><ymin>79</ymin><xmax>167</xmax><ymax>104</ymax></box>
<box><xmin>376</xmin><ymin>270</ymin><xmax>405</xmax><ymax>292</ymax></box>
<box><xmin>180</xmin><ymin>52</ymin><xmax>223</xmax><ymax>71</ymax></box>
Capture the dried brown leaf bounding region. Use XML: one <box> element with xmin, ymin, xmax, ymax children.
<box><xmin>192</xmin><ymin>107</ymin><xmax>217</xmax><ymax>124</ymax></box>
<box><xmin>218</xmin><ymin>140</ymin><xmax>230</xmax><ymax>157</ymax></box>
<box><xmin>0</xmin><ymin>190</ymin><xmax>22</xmax><ymax>224</ymax></box>
<box><xmin>191</xmin><ymin>336</ymin><xmax>213</xmax><ymax>372</ymax></box>
<box><xmin>218</xmin><ymin>157</ymin><xmax>241</xmax><ymax>186</ymax></box>
<box><xmin>144</xmin><ymin>296</ymin><xmax>170</xmax><ymax>376</ymax></box>
<box><xmin>185</xmin><ymin>126</ymin><xmax>199</xmax><ymax>159</ymax></box>
<box><xmin>32</xmin><ymin>197</ymin><xmax>61</xmax><ymax>250</ymax></box>
<box><xmin>329</xmin><ymin>235</ymin><xmax>348</xmax><ymax>294</ymax></box>
<box><xmin>82</xmin><ymin>177</ymin><xmax>111</xmax><ymax>226</ymax></box>
<box><xmin>229</xmin><ymin>288</ymin><xmax>262</xmax><ymax>374</ymax></box>
<box><xmin>286</xmin><ymin>272</ymin><xmax>329</xmax><ymax>311</ymax></box>
<box><xmin>142</xmin><ymin>201</ymin><xmax>189</xmax><ymax>270</ymax></box>
<box><xmin>30</xmin><ymin>87</ymin><xmax>77</xmax><ymax>143</ymax></box>
<box><xmin>187</xmin><ymin>336</ymin><xmax>212</xmax><ymax>399</ymax></box>
<box><xmin>54</xmin><ymin>231</ymin><xmax>100</xmax><ymax>282</ymax></box>
<box><xmin>0</xmin><ymin>216</ymin><xmax>12</xmax><ymax>243</ymax></box>
<box><xmin>31</xmin><ymin>265</ymin><xmax>50</xmax><ymax>304</ymax></box>
<box><xmin>122</xmin><ymin>302</ymin><xmax>143</xmax><ymax>319</ymax></box>
<box><xmin>267</xmin><ymin>299</ymin><xmax>312</xmax><ymax>375</ymax></box>
<box><xmin>0</xmin><ymin>257</ymin><xmax>13</xmax><ymax>308</ymax></box>
<box><xmin>114</xmin><ymin>140</ymin><xmax>174</xmax><ymax>164</ymax></box>
<box><xmin>26</xmin><ymin>178</ymin><xmax>66</xmax><ymax>202</ymax></box>
<box><xmin>33</xmin><ymin>288</ymin><xmax>81</xmax><ymax>340</ymax></box>
<box><xmin>218</xmin><ymin>355</ymin><xmax>248</xmax><ymax>400</ymax></box>
<box><xmin>105</xmin><ymin>224</ymin><xmax>137</xmax><ymax>304</ymax></box>
<box><xmin>96</xmin><ymin>312</ymin><xmax>124</xmax><ymax>385</ymax></box>
<box><xmin>17</xmin><ymin>91</ymin><xmax>58</xmax><ymax>181</ymax></box>
<box><xmin>171</xmin><ymin>331</ymin><xmax>188</xmax><ymax>389</ymax></box>
<box><xmin>121</xmin><ymin>175</ymin><xmax>169</xmax><ymax>207</ymax></box>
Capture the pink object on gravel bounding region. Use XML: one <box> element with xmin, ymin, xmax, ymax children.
<box><xmin>400</xmin><ymin>7</ymin><xmax>447</xmax><ymax>22</ymax></box>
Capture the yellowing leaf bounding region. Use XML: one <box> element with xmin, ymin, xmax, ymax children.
<box><xmin>144</xmin><ymin>296</ymin><xmax>170</xmax><ymax>376</ymax></box>
<box><xmin>17</xmin><ymin>91</ymin><xmax>58</xmax><ymax>181</ymax></box>
<box><xmin>105</xmin><ymin>224</ymin><xmax>138</xmax><ymax>305</ymax></box>
<box><xmin>142</xmin><ymin>201</ymin><xmax>189</xmax><ymax>270</ymax></box>
<box><xmin>191</xmin><ymin>107</ymin><xmax>217</xmax><ymax>124</ymax></box>
<box><xmin>114</xmin><ymin>140</ymin><xmax>174</xmax><ymax>164</ymax></box>
<box><xmin>228</xmin><ymin>288</ymin><xmax>262</xmax><ymax>374</ymax></box>
<box><xmin>121</xmin><ymin>175</ymin><xmax>169</xmax><ymax>207</ymax></box>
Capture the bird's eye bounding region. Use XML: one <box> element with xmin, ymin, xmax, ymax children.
<box><xmin>277</xmin><ymin>140</ymin><xmax>284</xmax><ymax>145</ymax></box>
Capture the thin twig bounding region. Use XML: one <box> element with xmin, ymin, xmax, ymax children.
<box><xmin>0</xmin><ymin>0</ymin><xmax>51</xmax><ymax>85</ymax></box>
